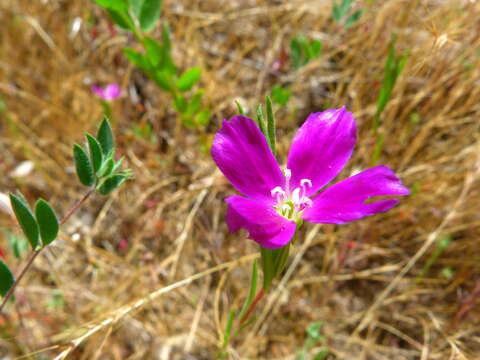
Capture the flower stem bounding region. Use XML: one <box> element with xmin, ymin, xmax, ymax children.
<box><xmin>0</xmin><ymin>188</ymin><xmax>94</xmax><ymax>313</ymax></box>
<box><xmin>238</xmin><ymin>288</ymin><xmax>265</xmax><ymax>326</ymax></box>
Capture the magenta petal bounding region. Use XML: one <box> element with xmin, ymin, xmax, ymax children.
<box><xmin>103</xmin><ymin>83</ymin><xmax>121</xmax><ymax>100</ymax></box>
<box><xmin>91</xmin><ymin>85</ymin><xmax>104</xmax><ymax>98</ymax></box>
<box><xmin>225</xmin><ymin>196</ymin><xmax>296</xmax><ymax>249</ymax></box>
<box><xmin>303</xmin><ymin>165</ymin><xmax>409</xmax><ymax>224</ymax></box>
<box><xmin>212</xmin><ymin>116</ymin><xmax>284</xmax><ymax>203</ymax></box>
<box><xmin>287</xmin><ymin>107</ymin><xmax>356</xmax><ymax>196</ymax></box>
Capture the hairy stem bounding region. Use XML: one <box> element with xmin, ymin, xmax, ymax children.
<box><xmin>0</xmin><ymin>188</ymin><xmax>95</xmax><ymax>313</ymax></box>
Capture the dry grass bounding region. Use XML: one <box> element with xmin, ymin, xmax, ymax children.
<box><xmin>1</xmin><ymin>0</ymin><xmax>480</xmax><ymax>359</ymax></box>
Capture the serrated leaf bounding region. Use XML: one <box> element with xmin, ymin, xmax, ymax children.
<box><xmin>176</xmin><ymin>67</ymin><xmax>201</xmax><ymax>92</ymax></box>
<box><xmin>73</xmin><ymin>144</ymin><xmax>95</xmax><ymax>186</ymax></box>
<box><xmin>98</xmin><ymin>174</ymin><xmax>127</xmax><ymax>195</ymax></box>
<box><xmin>9</xmin><ymin>193</ymin><xmax>39</xmax><ymax>249</ymax></box>
<box><xmin>138</xmin><ymin>0</ymin><xmax>163</xmax><ymax>31</ymax></box>
<box><xmin>35</xmin><ymin>199</ymin><xmax>59</xmax><ymax>246</ymax></box>
<box><xmin>97</xmin><ymin>117</ymin><xmax>114</xmax><ymax>155</ymax></box>
<box><xmin>0</xmin><ymin>260</ymin><xmax>14</xmax><ymax>297</ymax></box>
<box><xmin>86</xmin><ymin>133</ymin><xmax>103</xmax><ymax>172</ymax></box>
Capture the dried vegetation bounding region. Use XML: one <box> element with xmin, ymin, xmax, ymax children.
<box><xmin>0</xmin><ymin>0</ymin><xmax>479</xmax><ymax>359</ymax></box>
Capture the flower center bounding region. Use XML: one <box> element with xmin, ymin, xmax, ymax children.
<box><xmin>270</xmin><ymin>168</ymin><xmax>313</xmax><ymax>220</ymax></box>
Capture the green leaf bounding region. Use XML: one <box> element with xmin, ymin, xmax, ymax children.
<box><xmin>153</xmin><ymin>70</ymin><xmax>173</xmax><ymax>91</ymax></box>
<box><xmin>97</xmin><ymin>117</ymin><xmax>114</xmax><ymax>155</ymax></box>
<box><xmin>177</xmin><ymin>67</ymin><xmax>202</xmax><ymax>92</ymax></box>
<box><xmin>0</xmin><ymin>260</ymin><xmax>14</xmax><ymax>297</ymax></box>
<box><xmin>6</xmin><ymin>231</ymin><xmax>28</xmax><ymax>259</ymax></box>
<box><xmin>162</xmin><ymin>23</ymin><xmax>172</xmax><ymax>50</ymax></box>
<box><xmin>86</xmin><ymin>133</ymin><xmax>103</xmax><ymax>173</ymax></box>
<box><xmin>235</xmin><ymin>100</ymin><xmax>246</xmax><ymax>115</ymax></box>
<box><xmin>265</xmin><ymin>96</ymin><xmax>276</xmax><ymax>154</ymax></box>
<box><xmin>35</xmin><ymin>199</ymin><xmax>59</xmax><ymax>246</ymax></box>
<box><xmin>255</xmin><ymin>104</ymin><xmax>267</xmax><ymax>136</ymax></box>
<box><xmin>173</xmin><ymin>94</ymin><xmax>188</xmax><ymax>113</ymax></box>
<box><xmin>306</xmin><ymin>322</ymin><xmax>324</xmax><ymax>341</ymax></box>
<box><xmin>123</xmin><ymin>48</ymin><xmax>152</xmax><ymax>73</ymax></box>
<box><xmin>73</xmin><ymin>144</ymin><xmax>95</xmax><ymax>186</ymax></box>
<box><xmin>290</xmin><ymin>37</ymin><xmax>302</xmax><ymax>70</ymax></box>
<box><xmin>186</xmin><ymin>91</ymin><xmax>203</xmax><ymax>115</ymax></box>
<box><xmin>344</xmin><ymin>9</ymin><xmax>363</xmax><ymax>27</ymax></box>
<box><xmin>143</xmin><ymin>37</ymin><xmax>164</xmax><ymax>67</ymax></box>
<box><xmin>238</xmin><ymin>260</ymin><xmax>258</xmax><ymax>320</ymax></box>
<box><xmin>129</xmin><ymin>0</ymin><xmax>144</xmax><ymax>16</ymax></box>
<box><xmin>98</xmin><ymin>174</ymin><xmax>127</xmax><ymax>195</ymax></box>
<box><xmin>92</xmin><ymin>0</ymin><xmax>129</xmax><ymax>12</ymax></box>
<box><xmin>9</xmin><ymin>193</ymin><xmax>39</xmax><ymax>249</ymax></box>
<box><xmin>194</xmin><ymin>109</ymin><xmax>211</xmax><ymax>127</ymax></box>
<box><xmin>138</xmin><ymin>0</ymin><xmax>163</xmax><ymax>32</ymax></box>
<box><xmin>313</xmin><ymin>349</ymin><xmax>329</xmax><ymax>360</ymax></box>
<box><xmin>107</xmin><ymin>9</ymin><xmax>135</xmax><ymax>31</ymax></box>
<box><xmin>222</xmin><ymin>310</ymin><xmax>236</xmax><ymax>348</ymax></box>
<box><xmin>310</xmin><ymin>39</ymin><xmax>323</xmax><ymax>58</ymax></box>
<box><xmin>271</xmin><ymin>85</ymin><xmax>291</xmax><ymax>106</ymax></box>
<box><xmin>97</xmin><ymin>157</ymin><xmax>115</xmax><ymax>178</ymax></box>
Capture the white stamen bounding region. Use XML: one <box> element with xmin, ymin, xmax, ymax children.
<box><xmin>300</xmin><ymin>179</ymin><xmax>312</xmax><ymax>188</ymax></box>
<box><xmin>271</xmin><ymin>186</ymin><xmax>286</xmax><ymax>203</ymax></box>
<box><xmin>292</xmin><ymin>188</ymin><xmax>301</xmax><ymax>204</ymax></box>
<box><xmin>284</xmin><ymin>168</ymin><xmax>292</xmax><ymax>179</ymax></box>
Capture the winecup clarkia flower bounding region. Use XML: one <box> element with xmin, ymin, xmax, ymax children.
<box><xmin>91</xmin><ymin>83</ymin><xmax>121</xmax><ymax>101</ymax></box>
<box><xmin>212</xmin><ymin>107</ymin><xmax>409</xmax><ymax>249</ymax></box>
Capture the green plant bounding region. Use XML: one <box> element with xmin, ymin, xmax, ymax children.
<box><xmin>290</xmin><ymin>35</ymin><xmax>322</xmax><ymax>70</ymax></box>
<box><xmin>332</xmin><ymin>0</ymin><xmax>363</xmax><ymax>28</ymax></box>
<box><xmin>0</xmin><ymin>118</ymin><xmax>132</xmax><ymax>310</ymax></box>
<box><xmin>91</xmin><ymin>0</ymin><xmax>210</xmax><ymax>129</ymax></box>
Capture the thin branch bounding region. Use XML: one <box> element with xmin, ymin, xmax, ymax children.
<box><xmin>0</xmin><ymin>188</ymin><xmax>95</xmax><ymax>313</ymax></box>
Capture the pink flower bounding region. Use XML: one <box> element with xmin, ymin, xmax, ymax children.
<box><xmin>91</xmin><ymin>83</ymin><xmax>121</xmax><ymax>101</ymax></box>
<box><xmin>211</xmin><ymin>107</ymin><xmax>409</xmax><ymax>249</ymax></box>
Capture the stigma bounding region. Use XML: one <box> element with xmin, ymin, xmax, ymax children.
<box><xmin>270</xmin><ymin>168</ymin><xmax>313</xmax><ymax>220</ymax></box>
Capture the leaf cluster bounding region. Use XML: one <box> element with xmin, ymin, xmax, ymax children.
<box><xmin>74</xmin><ymin>118</ymin><xmax>132</xmax><ymax>195</ymax></box>
<box><xmin>290</xmin><ymin>35</ymin><xmax>322</xmax><ymax>70</ymax></box>
<box><xmin>91</xmin><ymin>0</ymin><xmax>211</xmax><ymax>129</ymax></box>
<box><xmin>332</xmin><ymin>0</ymin><xmax>363</xmax><ymax>28</ymax></box>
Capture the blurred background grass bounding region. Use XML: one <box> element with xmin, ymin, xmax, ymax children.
<box><xmin>0</xmin><ymin>0</ymin><xmax>479</xmax><ymax>359</ymax></box>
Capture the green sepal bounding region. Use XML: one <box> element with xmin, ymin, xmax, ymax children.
<box><xmin>0</xmin><ymin>260</ymin><xmax>14</xmax><ymax>297</ymax></box>
<box><xmin>97</xmin><ymin>174</ymin><xmax>127</xmax><ymax>195</ymax></box>
<box><xmin>235</xmin><ymin>100</ymin><xmax>246</xmax><ymax>115</ymax></box>
<box><xmin>265</xmin><ymin>96</ymin><xmax>276</xmax><ymax>154</ymax></box>
<box><xmin>260</xmin><ymin>247</ymin><xmax>276</xmax><ymax>292</ymax></box>
<box><xmin>86</xmin><ymin>133</ymin><xmax>103</xmax><ymax>173</ymax></box>
<box><xmin>9</xmin><ymin>193</ymin><xmax>40</xmax><ymax>249</ymax></box>
<box><xmin>97</xmin><ymin>117</ymin><xmax>115</xmax><ymax>155</ymax></box>
<box><xmin>35</xmin><ymin>199</ymin><xmax>59</xmax><ymax>246</ymax></box>
<box><xmin>73</xmin><ymin>144</ymin><xmax>95</xmax><ymax>186</ymax></box>
<box><xmin>255</xmin><ymin>104</ymin><xmax>267</xmax><ymax>136</ymax></box>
